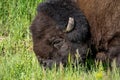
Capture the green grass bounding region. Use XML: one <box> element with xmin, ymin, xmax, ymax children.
<box><xmin>0</xmin><ymin>0</ymin><xmax>120</xmax><ymax>80</ymax></box>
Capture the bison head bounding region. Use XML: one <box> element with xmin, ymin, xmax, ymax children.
<box><xmin>30</xmin><ymin>0</ymin><xmax>91</xmax><ymax>68</ymax></box>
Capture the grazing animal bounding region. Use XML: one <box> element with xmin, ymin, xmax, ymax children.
<box><xmin>30</xmin><ymin>0</ymin><xmax>91</xmax><ymax>67</ymax></box>
<box><xmin>77</xmin><ymin>0</ymin><xmax>120</xmax><ymax>67</ymax></box>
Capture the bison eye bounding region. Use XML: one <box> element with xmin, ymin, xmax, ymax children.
<box><xmin>48</xmin><ymin>37</ymin><xmax>64</xmax><ymax>49</ymax></box>
<box><xmin>52</xmin><ymin>38</ymin><xmax>62</xmax><ymax>44</ymax></box>
<box><xmin>52</xmin><ymin>38</ymin><xmax>64</xmax><ymax>49</ymax></box>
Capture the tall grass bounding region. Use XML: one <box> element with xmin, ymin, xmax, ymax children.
<box><xmin>0</xmin><ymin>0</ymin><xmax>120</xmax><ymax>80</ymax></box>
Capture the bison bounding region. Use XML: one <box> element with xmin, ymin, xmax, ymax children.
<box><xmin>77</xmin><ymin>0</ymin><xmax>120</xmax><ymax>67</ymax></box>
<box><xmin>30</xmin><ymin>0</ymin><xmax>91</xmax><ymax>67</ymax></box>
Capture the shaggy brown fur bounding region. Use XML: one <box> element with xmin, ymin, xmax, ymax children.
<box><xmin>77</xmin><ymin>0</ymin><xmax>120</xmax><ymax>67</ymax></box>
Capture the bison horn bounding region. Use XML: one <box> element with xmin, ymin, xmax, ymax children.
<box><xmin>65</xmin><ymin>17</ymin><xmax>74</xmax><ymax>32</ymax></box>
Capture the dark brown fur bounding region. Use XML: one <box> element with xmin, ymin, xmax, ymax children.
<box><xmin>77</xmin><ymin>0</ymin><xmax>120</xmax><ymax>66</ymax></box>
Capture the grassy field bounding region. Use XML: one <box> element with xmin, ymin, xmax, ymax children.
<box><xmin>0</xmin><ymin>0</ymin><xmax>120</xmax><ymax>80</ymax></box>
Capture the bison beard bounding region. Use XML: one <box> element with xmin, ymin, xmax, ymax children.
<box><xmin>30</xmin><ymin>0</ymin><xmax>91</xmax><ymax>68</ymax></box>
<box><xmin>78</xmin><ymin>0</ymin><xmax>120</xmax><ymax>67</ymax></box>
